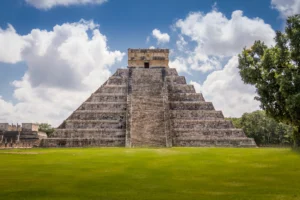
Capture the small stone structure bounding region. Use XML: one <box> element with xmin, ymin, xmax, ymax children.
<box><xmin>128</xmin><ymin>49</ymin><xmax>169</xmax><ymax>68</ymax></box>
<box><xmin>0</xmin><ymin>123</ymin><xmax>47</xmax><ymax>148</ymax></box>
<box><xmin>40</xmin><ymin>48</ymin><xmax>256</xmax><ymax>148</ymax></box>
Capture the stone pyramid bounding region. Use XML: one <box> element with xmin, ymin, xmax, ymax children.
<box><xmin>40</xmin><ymin>49</ymin><xmax>256</xmax><ymax>147</ymax></box>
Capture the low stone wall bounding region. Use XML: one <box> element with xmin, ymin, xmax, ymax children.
<box><xmin>173</xmin><ymin>138</ymin><xmax>256</xmax><ymax>147</ymax></box>
<box><xmin>40</xmin><ymin>138</ymin><xmax>125</xmax><ymax>147</ymax></box>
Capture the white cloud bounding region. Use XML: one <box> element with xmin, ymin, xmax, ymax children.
<box><xmin>190</xmin><ymin>80</ymin><xmax>201</xmax><ymax>93</ymax></box>
<box><xmin>172</xmin><ymin>10</ymin><xmax>275</xmax><ymax>73</ymax></box>
<box><xmin>176</xmin><ymin>35</ymin><xmax>187</xmax><ymax>52</ymax></box>
<box><xmin>169</xmin><ymin>57</ymin><xmax>190</xmax><ymax>73</ymax></box>
<box><xmin>271</xmin><ymin>0</ymin><xmax>300</xmax><ymax>17</ymax></box>
<box><xmin>0</xmin><ymin>97</ymin><xmax>15</xmax><ymax>121</ymax></box>
<box><xmin>149</xmin><ymin>46</ymin><xmax>155</xmax><ymax>49</ymax></box>
<box><xmin>25</xmin><ymin>0</ymin><xmax>107</xmax><ymax>10</ymax></box>
<box><xmin>190</xmin><ymin>56</ymin><xmax>260</xmax><ymax>117</ymax></box>
<box><xmin>0</xmin><ymin>24</ymin><xmax>27</xmax><ymax>64</ymax></box>
<box><xmin>152</xmin><ymin>29</ymin><xmax>170</xmax><ymax>44</ymax></box>
<box><xmin>146</xmin><ymin>36</ymin><xmax>150</xmax><ymax>43</ymax></box>
<box><xmin>0</xmin><ymin>20</ymin><xmax>124</xmax><ymax>126</ymax></box>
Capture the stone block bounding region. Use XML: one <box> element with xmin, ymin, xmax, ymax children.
<box><xmin>169</xmin><ymin>93</ymin><xmax>205</xmax><ymax>101</ymax></box>
<box><xmin>170</xmin><ymin>102</ymin><xmax>214</xmax><ymax>110</ymax></box>
<box><xmin>172</xmin><ymin>120</ymin><xmax>234</xmax><ymax>129</ymax></box>
<box><xmin>79</xmin><ymin>102</ymin><xmax>127</xmax><ymax>111</ymax></box>
<box><xmin>170</xmin><ymin>110</ymin><xmax>224</xmax><ymax>120</ymax></box>
<box><xmin>168</xmin><ymin>85</ymin><xmax>195</xmax><ymax>93</ymax></box>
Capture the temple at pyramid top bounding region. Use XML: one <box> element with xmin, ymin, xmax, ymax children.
<box><xmin>128</xmin><ymin>48</ymin><xmax>169</xmax><ymax>68</ymax></box>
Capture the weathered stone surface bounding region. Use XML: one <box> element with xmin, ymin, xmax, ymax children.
<box><xmin>90</xmin><ymin>94</ymin><xmax>127</xmax><ymax>102</ymax></box>
<box><xmin>0</xmin><ymin>123</ymin><xmax>47</xmax><ymax>148</ymax></box>
<box><xmin>127</xmin><ymin>68</ymin><xmax>168</xmax><ymax>147</ymax></box>
<box><xmin>40</xmin><ymin>138</ymin><xmax>125</xmax><ymax>147</ymax></box>
<box><xmin>169</xmin><ymin>93</ymin><xmax>205</xmax><ymax>102</ymax></box>
<box><xmin>170</xmin><ymin>110</ymin><xmax>223</xmax><ymax>120</ymax></box>
<box><xmin>173</xmin><ymin>138</ymin><xmax>256</xmax><ymax>147</ymax></box>
<box><xmin>168</xmin><ymin>85</ymin><xmax>195</xmax><ymax>93</ymax></box>
<box><xmin>40</xmin><ymin>49</ymin><xmax>256</xmax><ymax>148</ymax></box>
<box><xmin>96</xmin><ymin>86</ymin><xmax>127</xmax><ymax>94</ymax></box>
<box><xmin>128</xmin><ymin>49</ymin><xmax>169</xmax><ymax>68</ymax></box>
<box><xmin>166</xmin><ymin>76</ymin><xmax>186</xmax><ymax>84</ymax></box>
<box><xmin>52</xmin><ymin>129</ymin><xmax>125</xmax><ymax>138</ymax></box>
<box><xmin>69</xmin><ymin>111</ymin><xmax>126</xmax><ymax>120</ymax></box>
<box><xmin>170</xmin><ymin>101</ymin><xmax>214</xmax><ymax>110</ymax></box>
<box><xmin>79</xmin><ymin>102</ymin><xmax>127</xmax><ymax>111</ymax></box>
<box><xmin>172</xmin><ymin>120</ymin><xmax>234</xmax><ymax>129</ymax></box>
<box><xmin>174</xmin><ymin>129</ymin><xmax>245</xmax><ymax>138</ymax></box>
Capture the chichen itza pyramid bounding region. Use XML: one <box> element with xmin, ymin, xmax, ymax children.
<box><xmin>40</xmin><ymin>49</ymin><xmax>256</xmax><ymax>147</ymax></box>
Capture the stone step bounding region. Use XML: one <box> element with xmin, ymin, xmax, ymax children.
<box><xmin>170</xmin><ymin>101</ymin><xmax>214</xmax><ymax>110</ymax></box>
<box><xmin>65</xmin><ymin>120</ymin><xmax>125</xmax><ymax>129</ymax></box>
<box><xmin>19</xmin><ymin>134</ymin><xmax>40</xmax><ymax>139</ymax></box>
<box><xmin>131</xmin><ymin>99</ymin><xmax>164</xmax><ymax>108</ymax></box>
<box><xmin>172</xmin><ymin>120</ymin><xmax>234</xmax><ymax>129</ymax></box>
<box><xmin>69</xmin><ymin>110</ymin><xmax>126</xmax><ymax>120</ymax></box>
<box><xmin>169</xmin><ymin>93</ymin><xmax>205</xmax><ymax>101</ymax></box>
<box><xmin>130</xmin><ymin>84</ymin><xmax>164</xmax><ymax>96</ymax></box>
<box><xmin>114</xmin><ymin>69</ymin><xmax>129</xmax><ymax>78</ymax></box>
<box><xmin>107</xmin><ymin>76</ymin><xmax>127</xmax><ymax>85</ymax></box>
<box><xmin>170</xmin><ymin>110</ymin><xmax>224</xmax><ymax>120</ymax></box>
<box><xmin>168</xmin><ymin>85</ymin><xmax>195</xmax><ymax>93</ymax></box>
<box><xmin>89</xmin><ymin>94</ymin><xmax>127</xmax><ymax>102</ymax></box>
<box><xmin>174</xmin><ymin>128</ymin><xmax>246</xmax><ymax>138</ymax></box>
<box><xmin>173</xmin><ymin>138</ymin><xmax>257</xmax><ymax>147</ymax></box>
<box><xmin>79</xmin><ymin>102</ymin><xmax>127</xmax><ymax>111</ymax></box>
<box><xmin>53</xmin><ymin>129</ymin><xmax>125</xmax><ymax>138</ymax></box>
<box><xmin>131</xmin><ymin>96</ymin><xmax>164</xmax><ymax>103</ymax></box>
<box><xmin>96</xmin><ymin>85</ymin><xmax>127</xmax><ymax>94</ymax></box>
<box><xmin>40</xmin><ymin>138</ymin><xmax>125</xmax><ymax>147</ymax></box>
<box><xmin>130</xmin><ymin>103</ymin><xmax>164</xmax><ymax>111</ymax></box>
<box><xmin>166</xmin><ymin>68</ymin><xmax>178</xmax><ymax>76</ymax></box>
<box><xmin>166</xmin><ymin>76</ymin><xmax>186</xmax><ymax>84</ymax></box>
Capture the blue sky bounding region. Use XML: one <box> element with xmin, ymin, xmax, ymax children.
<box><xmin>0</xmin><ymin>0</ymin><xmax>297</xmax><ymax>125</ymax></box>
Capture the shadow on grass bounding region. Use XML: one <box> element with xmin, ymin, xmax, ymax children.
<box><xmin>289</xmin><ymin>147</ymin><xmax>300</xmax><ymax>157</ymax></box>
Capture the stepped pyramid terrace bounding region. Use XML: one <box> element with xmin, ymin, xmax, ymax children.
<box><xmin>40</xmin><ymin>49</ymin><xmax>256</xmax><ymax>148</ymax></box>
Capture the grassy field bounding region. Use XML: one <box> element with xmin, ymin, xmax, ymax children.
<box><xmin>0</xmin><ymin>148</ymin><xmax>299</xmax><ymax>200</ymax></box>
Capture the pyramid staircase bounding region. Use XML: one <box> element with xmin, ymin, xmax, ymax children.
<box><xmin>40</xmin><ymin>68</ymin><xmax>256</xmax><ymax>147</ymax></box>
<box><xmin>165</xmin><ymin>69</ymin><xmax>256</xmax><ymax>147</ymax></box>
<box><xmin>40</xmin><ymin>69</ymin><xmax>129</xmax><ymax>147</ymax></box>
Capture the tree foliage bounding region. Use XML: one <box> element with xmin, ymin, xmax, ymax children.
<box><xmin>39</xmin><ymin>123</ymin><xmax>55</xmax><ymax>137</ymax></box>
<box><xmin>227</xmin><ymin>111</ymin><xmax>293</xmax><ymax>146</ymax></box>
<box><xmin>238</xmin><ymin>15</ymin><xmax>300</xmax><ymax>147</ymax></box>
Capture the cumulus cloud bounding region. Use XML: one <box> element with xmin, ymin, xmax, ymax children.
<box><xmin>0</xmin><ymin>25</ymin><xmax>27</xmax><ymax>63</ymax></box>
<box><xmin>271</xmin><ymin>0</ymin><xmax>300</xmax><ymax>17</ymax></box>
<box><xmin>176</xmin><ymin>35</ymin><xmax>188</xmax><ymax>52</ymax></box>
<box><xmin>190</xmin><ymin>56</ymin><xmax>260</xmax><ymax>117</ymax></box>
<box><xmin>152</xmin><ymin>29</ymin><xmax>170</xmax><ymax>44</ymax></box>
<box><xmin>171</xmin><ymin>10</ymin><xmax>275</xmax><ymax>73</ymax></box>
<box><xmin>169</xmin><ymin>57</ymin><xmax>190</xmax><ymax>73</ymax></box>
<box><xmin>25</xmin><ymin>0</ymin><xmax>107</xmax><ymax>10</ymax></box>
<box><xmin>0</xmin><ymin>20</ymin><xmax>124</xmax><ymax>126</ymax></box>
<box><xmin>172</xmin><ymin>9</ymin><xmax>275</xmax><ymax>116</ymax></box>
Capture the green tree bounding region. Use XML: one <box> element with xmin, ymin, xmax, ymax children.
<box><xmin>238</xmin><ymin>15</ymin><xmax>300</xmax><ymax>147</ymax></box>
<box><xmin>39</xmin><ymin>123</ymin><xmax>55</xmax><ymax>137</ymax></box>
<box><xmin>227</xmin><ymin>111</ymin><xmax>293</xmax><ymax>146</ymax></box>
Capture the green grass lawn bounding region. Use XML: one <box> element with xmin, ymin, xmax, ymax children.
<box><xmin>0</xmin><ymin>148</ymin><xmax>299</xmax><ymax>200</ymax></box>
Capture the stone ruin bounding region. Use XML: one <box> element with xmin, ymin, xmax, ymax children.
<box><xmin>0</xmin><ymin>123</ymin><xmax>47</xmax><ymax>148</ymax></box>
<box><xmin>40</xmin><ymin>49</ymin><xmax>256</xmax><ymax>148</ymax></box>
